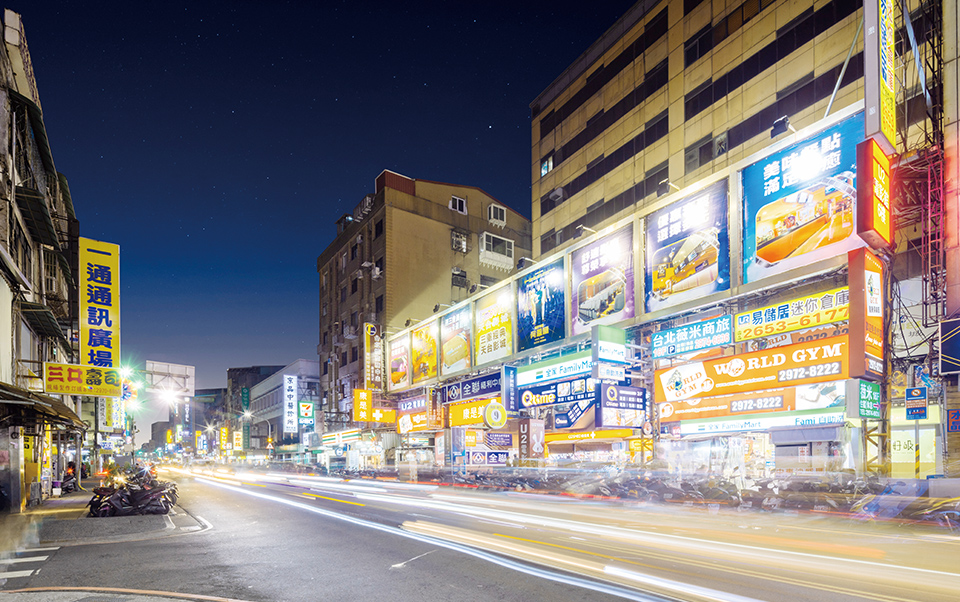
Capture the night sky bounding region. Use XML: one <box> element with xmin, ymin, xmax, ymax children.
<box><xmin>13</xmin><ymin>1</ymin><xmax>633</xmax><ymax>423</ymax></box>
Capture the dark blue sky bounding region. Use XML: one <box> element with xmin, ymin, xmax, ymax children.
<box><xmin>14</xmin><ymin>1</ymin><xmax>633</xmax><ymax>390</ymax></box>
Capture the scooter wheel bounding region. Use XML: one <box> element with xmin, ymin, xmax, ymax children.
<box><xmin>97</xmin><ymin>504</ymin><xmax>115</xmax><ymax>517</ymax></box>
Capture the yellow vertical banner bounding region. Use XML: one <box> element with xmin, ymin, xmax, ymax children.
<box><xmin>79</xmin><ymin>238</ymin><xmax>120</xmax><ymax>368</ymax></box>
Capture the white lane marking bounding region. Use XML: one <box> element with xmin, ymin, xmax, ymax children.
<box><xmin>0</xmin><ymin>556</ymin><xmax>48</xmax><ymax>564</ymax></box>
<box><xmin>194</xmin><ymin>477</ymin><xmax>658</xmax><ymax>601</ymax></box>
<box><xmin>0</xmin><ymin>570</ymin><xmax>34</xmax><ymax>579</ymax></box>
<box><xmin>606</xmin><ymin>565</ymin><xmax>764</xmax><ymax>602</ymax></box>
<box><xmin>391</xmin><ymin>549</ymin><xmax>436</xmax><ymax>569</ymax></box>
<box><xmin>19</xmin><ymin>547</ymin><xmax>59</xmax><ymax>553</ymax></box>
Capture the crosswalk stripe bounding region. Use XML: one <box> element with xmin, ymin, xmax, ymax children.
<box><xmin>0</xmin><ymin>556</ymin><xmax>48</xmax><ymax>564</ymax></box>
<box><xmin>0</xmin><ymin>570</ymin><xmax>34</xmax><ymax>579</ymax></box>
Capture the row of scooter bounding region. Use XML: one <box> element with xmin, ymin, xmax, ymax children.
<box><xmin>87</xmin><ymin>465</ymin><xmax>179</xmax><ymax>517</ymax></box>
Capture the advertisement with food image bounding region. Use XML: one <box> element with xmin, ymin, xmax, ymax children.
<box><xmin>411</xmin><ymin>320</ymin><xmax>439</xmax><ymax>384</ymax></box>
<box><xmin>741</xmin><ymin>112</ymin><xmax>865</xmax><ymax>284</ymax></box>
<box><xmin>645</xmin><ymin>180</ymin><xmax>729</xmax><ymax>312</ymax></box>
<box><xmin>440</xmin><ymin>305</ymin><xmax>472</xmax><ymax>375</ymax></box>
<box><xmin>655</xmin><ymin>334</ymin><xmax>850</xmax><ymax>402</ymax></box>
<box><xmin>570</xmin><ymin>225</ymin><xmax>635</xmax><ymax>336</ymax></box>
<box><xmin>388</xmin><ymin>334</ymin><xmax>410</xmax><ymax>391</ymax></box>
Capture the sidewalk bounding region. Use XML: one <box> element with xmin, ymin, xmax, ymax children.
<box><xmin>1</xmin><ymin>480</ymin><xmax>216</xmax><ymax>602</ymax></box>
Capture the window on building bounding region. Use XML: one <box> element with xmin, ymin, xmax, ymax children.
<box><xmin>480</xmin><ymin>275</ymin><xmax>499</xmax><ymax>287</ymax></box>
<box><xmin>541</xmin><ymin>155</ymin><xmax>554</xmax><ymax>177</ymax></box>
<box><xmin>351</xmin><ymin>244</ymin><xmax>358</xmax><ymax>260</ymax></box>
<box><xmin>341</xmin><ymin>351</ymin><xmax>347</xmax><ymax>366</ymax></box>
<box><xmin>374</xmin><ymin>219</ymin><xmax>384</xmax><ymax>238</ymax></box>
<box><xmin>351</xmin><ymin>312</ymin><xmax>358</xmax><ymax>327</ymax></box>
<box><xmin>323</xmin><ymin>362</ymin><xmax>329</xmax><ymax>375</ymax></box>
<box><xmin>351</xmin><ymin>278</ymin><xmax>358</xmax><ymax>294</ymax></box>
<box><xmin>481</xmin><ymin>232</ymin><xmax>514</xmax><ymax>259</ymax></box>
<box><xmin>340</xmin><ymin>253</ymin><xmax>347</xmax><ymax>270</ymax></box>
<box><xmin>488</xmin><ymin>204</ymin><xmax>506</xmax><ymax>227</ymax></box>
<box><xmin>376</xmin><ymin>295</ymin><xmax>384</xmax><ymax>313</ymax></box>
<box><xmin>375</xmin><ymin>257</ymin><xmax>384</xmax><ymax>271</ymax></box>
<box><xmin>323</xmin><ymin>332</ymin><xmax>328</xmax><ymax>346</ymax></box>
<box><xmin>340</xmin><ymin>287</ymin><xmax>347</xmax><ymax>303</ymax></box>
<box><xmin>448</xmin><ymin>195</ymin><xmax>467</xmax><ymax>214</ymax></box>
<box><xmin>322</xmin><ymin>302</ymin><xmax>327</xmax><ymax>316</ymax></box>
<box><xmin>351</xmin><ymin>346</ymin><xmax>359</xmax><ymax>363</ymax></box>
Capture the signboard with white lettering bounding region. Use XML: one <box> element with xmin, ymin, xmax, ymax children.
<box><xmin>652</xmin><ymin>316</ymin><xmax>732</xmax><ymax>359</ymax></box>
<box><xmin>282</xmin><ymin>375</ymin><xmax>298</xmax><ymax>433</ymax></box>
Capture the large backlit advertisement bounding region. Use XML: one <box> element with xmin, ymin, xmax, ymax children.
<box><xmin>654</xmin><ymin>335</ymin><xmax>850</xmax><ymax>402</ymax></box>
<box><xmin>440</xmin><ymin>306</ymin><xmax>472</xmax><ymax>376</ymax></box>
<box><xmin>411</xmin><ymin>320</ymin><xmax>439</xmax><ymax>384</ymax></box>
<box><xmin>475</xmin><ymin>289</ymin><xmax>513</xmax><ymax>365</ymax></box>
<box><xmin>80</xmin><ymin>237</ymin><xmax>120</xmax><ymax>368</ymax></box>
<box><xmin>645</xmin><ymin>180</ymin><xmax>729</xmax><ymax>312</ymax></box>
<box><xmin>741</xmin><ymin>113</ymin><xmax>864</xmax><ymax>284</ymax></box>
<box><xmin>387</xmin><ymin>334</ymin><xmax>410</xmax><ymax>391</ymax></box>
<box><xmin>517</xmin><ymin>259</ymin><xmax>565</xmax><ymax>352</ymax></box>
<box><xmin>658</xmin><ymin>381</ymin><xmax>846</xmax><ymax>423</ymax></box>
<box><xmin>570</xmin><ymin>225</ymin><xmax>635</xmax><ymax>336</ymax></box>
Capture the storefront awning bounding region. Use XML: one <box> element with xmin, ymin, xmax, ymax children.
<box><xmin>20</xmin><ymin>301</ymin><xmax>68</xmax><ymax>344</ymax></box>
<box><xmin>769</xmin><ymin>426</ymin><xmax>842</xmax><ymax>446</ymax></box>
<box><xmin>0</xmin><ymin>382</ymin><xmax>84</xmax><ymax>429</ymax></box>
<box><xmin>15</xmin><ymin>186</ymin><xmax>61</xmax><ymax>250</ymax></box>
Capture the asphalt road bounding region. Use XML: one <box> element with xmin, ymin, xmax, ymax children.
<box><xmin>17</xmin><ymin>469</ymin><xmax>960</xmax><ymax>602</ymax></box>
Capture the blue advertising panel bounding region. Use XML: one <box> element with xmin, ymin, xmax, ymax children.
<box><xmin>596</xmin><ymin>384</ymin><xmax>646</xmax><ymax>428</ymax></box>
<box><xmin>941</xmin><ymin>318</ymin><xmax>960</xmax><ymax>375</ymax></box>
<box><xmin>651</xmin><ymin>315</ymin><xmax>733</xmax><ymax>359</ymax></box>
<box><xmin>485</xmin><ymin>432</ymin><xmax>513</xmax><ymax>447</ymax></box>
<box><xmin>947</xmin><ymin>409</ymin><xmax>960</xmax><ymax>433</ymax></box>
<box><xmin>517</xmin><ymin>259</ymin><xmax>565</xmax><ymax>352</ymax></box>
<box><xmin>501</xmin><ymin>365</ymin><xmax>518</xmax><ymax>413</ymax></box>
<box><xmin>570</xmin><ymin>225</ymin><xmax>636</xmax><ymax>336</ymax></box>
<box><xmin>443</xmin><ymin>372</ymin><xmax>501</xmax><ymax>404</ymax></box>
<box><xmin>905</xmin><ymin>386</ymin><xmax>928</xmax><ymax>420</ymax></box>
<box><xmin>741</xmin><ymin>112</ymin><xmax>865</xmax><ymax>284</ymax></box>
<box><xmin>554</xmin><ymin>400</ymin><xmax>595</xmax><ymax>429</ymax></box>
<box><xmin>519</xmin><ymin>377</ymin><xmax>595</xmax><ymax>409</ymax></box>
<box><xmin>645</xmin><ymin>180</ymin><xmax>729</xmax><ymax>312</ymax></box>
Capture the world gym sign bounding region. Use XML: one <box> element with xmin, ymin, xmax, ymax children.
<box><xmin>654</xmin><ymin>335</ymin><xmax>850</xmax><ymax>402</ymax></box>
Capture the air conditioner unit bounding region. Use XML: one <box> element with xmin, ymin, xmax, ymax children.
<box><xmin>371</xmin><ymin>267</ymin><xmax>382</xmax><ymax>279</ymax></box>
<box><xmin>548</xmin><ymin>187</ymin><xmax>564</xmax><ymax>201</ymax></box>
<box><xmin>356</xmin><ymin>234</ymin><xmax>363</xmax><ymax>244</ymax></box>
<box><xmin>23</xmin><ymin>423</ymin><xmax>41</xmax><ymax>436</ymax></box>
<box><xmin>354</xmin><ymin>270</ymin><xmax>364</xmax><ymax>280</ymax></box>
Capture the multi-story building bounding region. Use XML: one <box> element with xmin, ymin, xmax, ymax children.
<box><xmin>245</xmin><ymin>360</ymin><xmax>320</xmax><ymax>463</ymax></box>
<box><xmin>0</xmin><ymin>10</ymin><xmax>85</xmax><ymax>512</ymax></box>
<box><xmin>522</xmin><ymin>0</ymin><xmax>956</xmax><ymax>477</ymax></box>
<box><xmin>317</xmin><ymin>170</ymin><xmax>531</xmax><ymax>429</ymax></box>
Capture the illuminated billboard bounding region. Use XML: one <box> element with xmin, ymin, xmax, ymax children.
<box><xmin>516</xmin><ymin>259</ymin><xmax>565</xmax><ymax>351</ymax></box>
<box><xmin>411</xmin><ymin>320</ymin><xmax>439</xmax><ymax>384</ymax></box>
<box><xmin>741</xmin><ymin>113</ymin><xmax>864</xmax><ymax>284</ymax></box>
<box><xmin>387</xmin><ymin>334</ymin><xmax>410</xmax><ymax>391</ymax></box>
<box><xmin>79</xmin><ymin>238</ymin><xmax>120</xmax><ymax>368</ymax></box>
<box><xmin>475</xmin><ymin>289</ymin><xmax>514</xmax><ymax>365</ymax></box>
<box><xmin>440</xmin><ymin>306</ymin><xmax>472</xmax><ymax>376</ymax></box>
<box><xmin>856</xmin><ymin>138</ymin><xmax>893</xmax><ymax>249</ymax></box>
<box><xmin>644</xmin><ymin>180</ymin><xmax>729</xmax><ymax>312</ymax></box>
<box><xmin>570</xmin><ymin>225</ymin><xmax>635</xmax><ymax>336</ymax></box>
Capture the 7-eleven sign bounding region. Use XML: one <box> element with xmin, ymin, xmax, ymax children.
<box><xmin>298</xmin><ymin>402</ymin><xmax>315</xmax><ymax>426</ymax></box>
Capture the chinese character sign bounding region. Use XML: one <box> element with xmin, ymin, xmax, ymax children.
<box><xmin>440</xmin><ymin>306</ymin><xmax>472</xmax><ymax>376</ymax></box>
<box><xmin>411</xmin><ymin>320</ymin><xmax>439</xmax><ymax>385</ymax></box>
<box><xmin>475</xmin><ymin>290</ymin><xmax>514</xmax><ymax>365</ymax></box>
<box><xmin>363</xmin><ymin>323</ymin><xmax>385</xmax><ymax>391</ymax></box>
<box><xmin>516</xmin><ymin>259</ymin><xmax>565</xmax><ymax>352</ymax></box>
<box><xmin>652</xmin><ymin>316</ymin><xmax>733</xmax><ymax>359</ymax></box>
<box><xmin>645</xmin><ymin>180</ymin><xmax>729</xmax><ymax>313</ymax></box>
<box><xmin>44</xmin><ymin>363</ymin><xmax>122</xmax><ymax>397</ymax></box>
<box><xmin>282</xmin><ymin>374</ymin><xmax>298</xmax><ymax>434</ymax></box>
<box><xmin>388</xmin><ymin>334</ymin><xmax>410</xmax><ymax>392</ymax></box>
<box><xmin>570</xmin><ymin>225</ymin><xmax>635</xmax><ymax>336</ymax></box>
<box><xmin>734</xmin><ymin>287</ymin><xmax>850</xmax><ymax>342</ymax></box>
<box><xmin>79</xmin><ymin>238</ymin><xmax>120</xmax><ymax>368</ymax></box>
<box><xmin>741</xmin><ymin>113</ymin><xmax>863</xmax><ymax>284</ymax></box>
